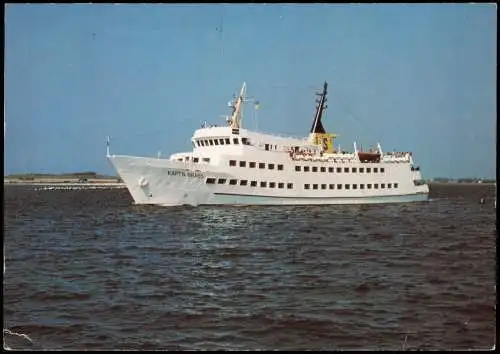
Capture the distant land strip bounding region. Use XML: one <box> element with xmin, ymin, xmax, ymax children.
<box><xmin>4</xmin><ymin>172</ymin><xmax>123</xmax><ymax>185</ymax></box>
<box><xmin>3</xmin><ymin>173</ymin><xmax>495</xmax><ymax>186</ymax></box>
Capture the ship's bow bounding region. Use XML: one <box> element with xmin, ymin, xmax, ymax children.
<box><xmin>107</xmin><ymin>155</ymin><xmax>210</xmax><ymax>206</ymax></box>
<box><xmin>108</xmin><ymin>155</ymin><xmax>153</xmax><ymax>204</ymax></box>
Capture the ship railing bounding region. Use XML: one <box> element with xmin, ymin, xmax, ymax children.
<box><xmin>248</xmin><ymin>129</ymin><xmax>309</xmax><ymax>143</ymax></box>
<box><xmin>251</xmin><ymin>143</ymin><xmax>297</xmax><ymax>153</ymax></box>
<box><xmin>381</xmin><ymin>157</ymin><xmax>410</xmax><ymax>163</ymax></box>
<box><xmin>287</xmin><ymin>150</ymin><xmax>411</xmax><ymax>164</ymax></box>
<box><xmin>289</xmin><ymin>153</ymin><xmax>356</xmax><ymax>163</ymax></box>
<box><xmin>383</xmin><ymin>152</ymin><xmax>412</xmax><ymax>158</ymax></box>
<box><xmin>381</xmin><ymin>151</ymin><xmax>412</xmax><ymax>162</ymax></box>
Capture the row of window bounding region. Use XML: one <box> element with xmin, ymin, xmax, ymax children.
<box><xmin>205</xmin><ymin>178</ymin><xmax>399</xmax><ymax>190</ymax></box>
<box><xmin>295</xmin><ymin>166</ymin><xmax>385</xmax><ymax>173</ymax></box>
<box><xmin>177</xmin><ymin>156</ymin><xmax>210</xmax><ymax>163</ymax></box>
<box><xmin>304</xmin><ymin>182</ymin><xmax>398</xmax><ymax>190</ymax></box>
<box><xmin>195</xmin><ymin>137</ymin><xmax>250</xmax><ymax>147</ymax></box>
<box><xmin>228</xmin><ymin>160</ymin><xmax>385</xmax><ymax>173</ymax></box>
<box><xmin>229</xmin><ymin>160</ymin><xmax>284</xmax><ymax>170</ymax></box>
<box><xmin>206</xmin><ymin>178</ymin><xmax>293</xmax><ymax>189</ymax></box>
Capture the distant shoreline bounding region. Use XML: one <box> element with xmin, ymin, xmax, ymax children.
<box><xmin>4</xmin><ymin>177</ymin><xmax>123</xmax><ymax>186</ymax></box>
<box><xmin>429</xmin><ymin>182</ymin><xmax>496</xmax><ymax>186</ymax></box>
<box><xmin>4</xmin><ymin>173</ymin><xmax>117</xmax><ymax>178</ymax></box>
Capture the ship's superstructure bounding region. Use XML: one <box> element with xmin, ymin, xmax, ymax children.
<box><xmin>108</xmin><ymin>81</ymin><xmax>429</xmax><ymax>206</ymax></box>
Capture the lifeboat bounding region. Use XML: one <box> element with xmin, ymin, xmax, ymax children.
<box><xmin>358</xmin><ymin>151</ymin><xmax>381</xmax><ymax>163</ymax></box>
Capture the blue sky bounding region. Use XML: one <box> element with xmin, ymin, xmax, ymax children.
<box><xmin>4</xmin><ymin>4</ymin><xmax>497</xmax><ymax>179</ymax></box>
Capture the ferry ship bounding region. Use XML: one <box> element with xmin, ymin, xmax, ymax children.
<box><xmin>107</xmin><ymin>81</ymin><xmax>429</xmax><ymax>206</ymax></box>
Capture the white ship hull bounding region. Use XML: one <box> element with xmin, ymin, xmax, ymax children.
<box><xmin>108</xmin><ymin>154</ymin><xmax>429</xmax><ymax>207</ymax></box>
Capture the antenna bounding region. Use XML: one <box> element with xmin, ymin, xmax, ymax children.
<box><xmin>310</xmin><ymin>81</ymin><xmax>328</xmax><ymax>134</ymax></box>
<box><xmin>216</xmin><ymin>6</ymin><xmax>224</xmax><ymax>57</ymax></box>
<box><xmin>106</xmin><ymin>136</ymin><xmax>110</xmax><ymax>157</ymax></box>
<box><xmin>225</xmin><ymin>83</ymin><xmax>261</xmax><ymax>129</ymax></box>
<box><xmin>229</xmin><ymin>82</ymin><xmax>246</xmax><ymax>129</ymax></box>
<box><xmin>254</xmin><ymin>101</ymin><xmax>259</xmax><ymax>131</ymax></box>
<box><xmin>377</xmin><ymin>142</ymin><xmax>383</xmax><ymax>156</ymax></box>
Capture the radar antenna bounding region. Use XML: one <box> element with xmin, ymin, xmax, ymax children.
<box><xmin>310</xmin><ymin>81</ymin><xmax>328</xmax><ymax>134</ymax></box>
<box><xmin>227</xmin><ymin>82</ymin><xmax>246</xmax><ymax>129</ymax></box>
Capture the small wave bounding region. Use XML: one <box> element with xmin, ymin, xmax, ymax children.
<box><xmin>7</xmin><ymin>323</ymin><xmax>88</xmax><ymax>336</ymax></box>
<box><xmin>3</xmin><ymin>328</ymin><xmax>34</xmax><ymax>349</ymax></box>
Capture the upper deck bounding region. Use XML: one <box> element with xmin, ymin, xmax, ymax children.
<box><xmin>170</xmin><ymin>125</ymin><xmax>415</xmax><ymax>167</ymax></box>
<box><xmin>169</xmin><ymin>81</ymin><xmax>419</xmax><ymax>168</ymax></box>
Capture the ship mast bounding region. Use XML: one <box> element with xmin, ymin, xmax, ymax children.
<box><xmin>229</xmin><ymin>82</ymin><xmax>246</xmax><ymax>129</ymax></box>
<box><xmin>310</xmin><ymin>81</ymin><xmax>328</xmax><ymax>134</ymax></box>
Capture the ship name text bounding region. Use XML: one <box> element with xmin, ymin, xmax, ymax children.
<box><xmin>166</xmin><ymin>169</ymin><xmax>204</xmax><ymax>179</ymax></box>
